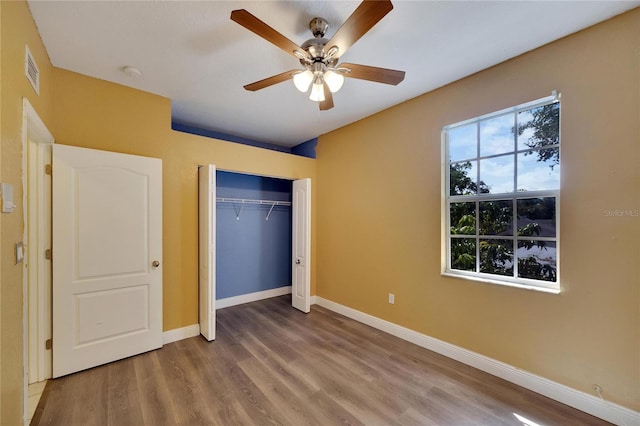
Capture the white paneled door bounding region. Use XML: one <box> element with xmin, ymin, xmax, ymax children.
<box><xmin>198</xmin><ymin>164</ymin><xmax>216</xmax><ymax>341</ymax></box>
<box><xmin>292</xmin><ymin>178</ymin><xmax>311</xmax><ymax>313</ymax></box>
<box><xmin>52</xmin><ymin>144</ymin><xmax>162</xmax><ymax>377</ymax></box>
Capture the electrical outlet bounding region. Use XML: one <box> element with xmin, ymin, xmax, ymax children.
<box><xmin>388</xmin><ymin>293</ymin><xmax>395</xmax><ymax>304</ymax></box>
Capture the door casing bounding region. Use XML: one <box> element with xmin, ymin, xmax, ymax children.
<box><xmin>22</xmin><ymin>98</ymin><xmax>54</xmax><ymax>424</ymax></box>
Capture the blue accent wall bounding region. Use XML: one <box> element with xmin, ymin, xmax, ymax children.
<box><xmin>216</xmin><ymin>171</ymin><xmax>292</xmax><ymax>299</ymax></box>
<box><xmin>171</xmin><ymin>121</ymin><xmax>317</xmax><ymax>158</ymax></box>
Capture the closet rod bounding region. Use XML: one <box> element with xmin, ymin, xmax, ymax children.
<box><xmin>216</xmin><ymin>197</ymin><xmax>291</xmax><ymax>206</ymax></box>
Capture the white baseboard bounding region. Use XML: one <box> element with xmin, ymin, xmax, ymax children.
<box><xmin>163</xmin><ymin>324</ymin><xmax>200</xmax><ymax>345</ymax></box>
<box><xmin>314</xmin><ymin>296</ymin><xmax>639</xmax><ymax>426</ymax></box>
<box><xmin>310</xmin><ymin>295</ymin><xmax>317</xmax><ymax>305</ymax></box>
<box><xmin>217</xmin><ymin>286</ymin><xmax>292</xmax><ymax>309</ymax></box>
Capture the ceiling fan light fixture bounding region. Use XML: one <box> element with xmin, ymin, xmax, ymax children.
<box><xmin>324</xmin><ymin>70</ymin><xmax>344</xmax><ymax>93</ymax></box>
<box><xmin>309</xmin><ymin>79</ymin><xmax>325</xmax><ymax>102</ymax></box>
<box><xmin>293</xmin><ymin>70</ymin><xmax>314</xmax><ymax>92</ymax></box>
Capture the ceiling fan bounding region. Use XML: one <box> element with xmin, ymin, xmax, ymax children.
<box><xmin>230</xmin><ymin>0</ymin><xmax>405</xmax><ymax>111</ymax></box>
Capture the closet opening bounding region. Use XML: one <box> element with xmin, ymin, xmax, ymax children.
<box><xmin>216</xmin><ymin>170</ymin><xmax>293</xmax><ymax>307</ymax></box>
<box><xmin>198</xmin><ymin>165</ymin><xmax>311</xmax><ymax>341</ymax></box>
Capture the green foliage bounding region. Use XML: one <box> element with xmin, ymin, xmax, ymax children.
<box><xmin>479</xmin><ymin>240</ymin><xmax>513</xmax><ymax>276</ymax></box>
<box><xmin>449</xmin><ymin>162</ymin><xmax>489</xmax><ymax>195</ymax></box>
<box><xmin>479</xmin><ymin>201</ymin><xmax>512</xmax><ymax>235</ymax></box>
<box><xmin>451</xmin><ymin>239</ymin><xmax>475</xmax><ymax>271</ymax></box>
<box><xmin>517</xmin><ymin>103</ymin><xmax>560</xmax><ymax>167</ymax></box>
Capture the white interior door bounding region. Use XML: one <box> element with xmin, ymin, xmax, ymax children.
<box><xmin>198</xmin><ymin>164</ymin><xmax>216</xmax><ymax>341</ymax></box>
<box><xmin>292</xmin><ymin>178</ymin><xmax>311</xmax><ymax>313</ymax></box>
<box><xmin>52</xmin><ymin>144</ymin><xmax>162</xmax><ymax>377</ymax></box>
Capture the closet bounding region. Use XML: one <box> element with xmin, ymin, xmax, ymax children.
<box><xmin>216</xmin><ymin>170</ymin><xmax>292</xmax><ymax>303</ymax></box>
<box><xmin>198</xmin><ymin>165</ymin><xmax>311</xmax><ymax>342</ymax></box>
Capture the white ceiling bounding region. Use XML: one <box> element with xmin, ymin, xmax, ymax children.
<box><xmin>28</xmin><ymin>1</ymin><xmax>638</xmax><ymax>148</ymax></box>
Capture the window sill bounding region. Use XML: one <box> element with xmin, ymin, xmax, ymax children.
<box><xmin>441</xmin><ymin>272</ymin><xmax>561</xmax><ymax>294</ymax></box>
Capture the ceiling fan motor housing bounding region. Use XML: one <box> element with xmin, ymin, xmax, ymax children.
<box><xmin>301</xmin><ymin>38</ymin><xmax>330</xmax><ymax>62</ymax></box>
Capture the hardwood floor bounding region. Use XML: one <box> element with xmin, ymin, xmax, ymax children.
<box><xmin>32</xmin><ymin>296</ymin><xmax>609</xmax><ymax>425</ymax></box>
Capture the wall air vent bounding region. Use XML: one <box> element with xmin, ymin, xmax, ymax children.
<box><xmin>25</xmin><ymin>46</ymin><xmax>40</xmax><ymax>95</ymax></box>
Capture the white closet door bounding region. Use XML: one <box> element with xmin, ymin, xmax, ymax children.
<box><xmin>292</xmin><ymin>178</ymin><xmax>311</xmax><ymax>313</ymax></box>
<box><xmin>52</xmin><ymin>144</ymin><xmax>163</xmax><ymax>377</ymax></box>
<box><xmin>199</xmin><ymin>165</ymin><xmax>216</xmax><ymax>340</ymax></box>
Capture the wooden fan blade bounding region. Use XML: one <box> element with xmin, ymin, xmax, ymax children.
<box><xmin>231</xmin><ymin>9</ymin><xmax>306</xmax><ymax>59</ymax></box>
<box><xmin>325</xmin><ymin>0</ymin><xmax>393</xmax><ymax>59</ymax></box>
<box><xmin>340</xmin><ymin>63</ymin><xmax>405</xmax><ymax>85</ymax></box>
<box><xmin>243</xmin><ymin>70</ymin><xmax>298</xmax><ymax>91</ymax></box>
<box><xmin>319</xmin><ymin>84</ymin><xmax>334</xmax><ymax>110</ymax></box>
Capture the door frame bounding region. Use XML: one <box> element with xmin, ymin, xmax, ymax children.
<box><xmin>22</xmin><ymin>98</ymin><xmax>54</xmax><ymax>422</ymax></box>
<box><xmin>198</xmin><ymin>168</ymin><xmax>312</xmax><ymax>335</ymax></box>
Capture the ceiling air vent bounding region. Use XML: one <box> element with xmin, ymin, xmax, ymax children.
<box><xmin>25</xmin><ymin>46</ymin><xmax>40</xmax><ymax>95</ymax></box>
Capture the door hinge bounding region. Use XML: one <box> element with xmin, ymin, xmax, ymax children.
<box><xmin>45</xmin><ymin>339</ymin><xmax>52</xmax><ymax>350</ymax></box>
<box><xmin>45</xmin><ymin>164</ymin><xmax>52</xmax><ymax>175</ymax></box>
<box><xmin>45</xmin><ymin>249</ymin><xmax>52</xmax><ymax>260</ymax></box>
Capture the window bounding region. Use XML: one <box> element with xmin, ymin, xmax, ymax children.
<box><xmin>443</xmin><ymin>94</ymin><xmax>560</xmax><ymax>291</ymax></box>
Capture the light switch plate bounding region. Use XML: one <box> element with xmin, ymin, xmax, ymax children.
<box><xmin>1</xmin><ymin>183</ymin><xmax>15</xmax><ymax>213</ymax></box>
<box><xmin>16</xmin><ymin>242</ymin><xmax>24</xmax><ymax>264</ymax></box>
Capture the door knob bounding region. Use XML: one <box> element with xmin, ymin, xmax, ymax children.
<box><xmin>295</xmin><ymin>259</ymin><xmax>301</xmax><ymax>265</ymax></box>
<box><xmin>152</xmin><ymin>260</ymin><xmax>160</xmax><ymax>267</ymax></box>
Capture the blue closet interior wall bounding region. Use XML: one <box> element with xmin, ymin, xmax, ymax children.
<box><xmin>216</xmin><ymin>171</ymin><xmax>292</xmax><ymax>299</ymax></box>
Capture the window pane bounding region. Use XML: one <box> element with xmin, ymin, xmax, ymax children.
<box><xmin>480</xmin><ymin>113</ymin><xmax>515</xmax><ymax>157</ymax></box>
<box><xmin>479</xmin><ymin>155</ymin><xmax>514</xmax><ymax>194</ymax></box>
<box><xmin>450</xmin><ymin>202</ymin><xmax>476</xmax><ymax>235</ymax></box>
<box><xmin>449</xmin><ymin>123</ymin><xmax>477</xmax><ymax>162</ymax></box>
<box><xmin>517</xmin><ymin>149</ymin><xmax>560</xmax><ymax>191</ymax></box>
<box><xmin>479</xmin><ymin>239</ymin><xmax>513</xmax><ymax>276</ymax></box>
<box><xmin>517</xmin><ymin>241</ymin><xmax>557</xmax><ymax>282</ymax></box>
<box><xmin>517</xmin><ymin>197</ymin><xmax>556</xmax><ymax>238</ymax></box>
<box><xmin>517</xmin><ymin>103</ymin><xmax>559</xmax><ymax>151</ymax></box>
<box><xmin>450</xmin><ymin>161</ymin><xmax>478</xmax><ymax>196</ymax></box>
<box><xmin>479</xmin><ymin>200</ymin><xmax>513</xmax><ymax>236</ymax></box>
<box><xmin>451</xmin><ymin>238</ymin><xmax>476</xmax><ymax>271</ymax></box>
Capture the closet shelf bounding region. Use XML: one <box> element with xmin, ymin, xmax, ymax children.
<box><xmin>216</xmin><ymin>197</ymin><xmax>291</xmax><ymax>221</ymax></box>
<box><xmin>216</xmin><ymin>197</ymin><xmax>291</xmax><ymax>206</ymax></box>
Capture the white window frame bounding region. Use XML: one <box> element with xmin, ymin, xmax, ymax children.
<box><xmin>441</xmin><ymin>93</ymin><xmax>561</xmax><ymax>293</ymax></box>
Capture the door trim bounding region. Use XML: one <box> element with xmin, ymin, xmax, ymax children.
<box><xmin>22</xmin><ymin>98</ymin><xmax>54</xmax><ymax>423</ymax></box>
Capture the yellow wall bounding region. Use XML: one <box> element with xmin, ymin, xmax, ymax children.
<box><xmin>1</xmin><ymin>1</ymin><xmax>54</xmax><ymax>423</ymax></box>
<box><xmin>316</xmin><ymin>9</ymin><xmax>639</xmax><ymax>411</ymax></box>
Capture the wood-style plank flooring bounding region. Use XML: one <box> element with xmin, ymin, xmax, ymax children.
<box><xmin>32</xmin><ymin>296</ymin><xmax>609</xmax><ymax>425</ymax></box>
